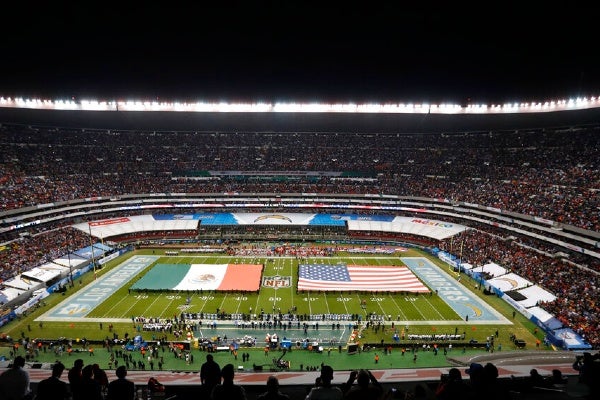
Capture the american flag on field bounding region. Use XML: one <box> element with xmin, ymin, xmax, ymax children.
<box><xmin>297</xmin><ymin>264</ymin><xmax>430</xmax><ymax>293</ymax></box>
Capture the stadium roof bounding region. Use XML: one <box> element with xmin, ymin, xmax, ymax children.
<box><xmin>2</xmin><ymin>100</ymin><xmax>600</xmax><ymax>133</ymax></box>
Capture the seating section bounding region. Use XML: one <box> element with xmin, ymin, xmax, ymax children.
<box><xmin>0</xmin><ymin>125</ymin><xmax>598</xmax><ymax>232</ymax></box>
<box><xmin>1</xmin><ymin>123</ymin><xmax>599</xmax><ymax>349</ymax></box>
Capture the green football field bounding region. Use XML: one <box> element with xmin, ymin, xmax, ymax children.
<box><xmin>1</xmin><ymin>247</ymin><xmax>546</xmax><ymax>371</ymax></box>
<box><xmin>87</xmin><ymin>250</ymin><xmax>460</xmax><ymax>322</ymax></box>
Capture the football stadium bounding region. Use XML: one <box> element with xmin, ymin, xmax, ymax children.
<box><xmin>0</xmin><ymin>96</ymin><xmax>599</xmax><ymax>399</ymax></box>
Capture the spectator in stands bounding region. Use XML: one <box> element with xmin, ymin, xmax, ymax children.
<box><xmin>341</xmin><ymin>369</ymin><xmax>383</xmax><ymax>400</ymax></box>
<box><xmin>464</xmin><ymin>362</ymin><xmax>484</xmax><ymax>387</ymax></box>
<box><xmin>0</xmin><ymin>355</ymin><xmax>32</xmax><ymax>400</ymax></box>
<box><xmin>478</xmin><ymin>362</ymin><xmax>509</xmax><ymax>400</ymax></box>
<box><xmin>435</xmin><ymin>367</ymin><xmax>471</xmax><ymax>399</ymax></box>
<box><xmin>210</xmin><ymin>363</ymin><xmax>246</xmax><ymax>400</ymax></box>
<box><xmin>306</xmin><ymin>365</ymin><xmax>343</xmax><ymax>400</ymax></box>
<box><xmin>514</xmin><ymin>368</ymin><xmax>549</xmax><ymax>394</ymax></box>
<box><xmin>92</xmin><ymin>363</ymin><xmax>109</xmax><ymax>393</ymax></box>
<box><xmin>200</xmin><ymin>353</ymin><xmax>221</xmax><ymax>397</ymax></box>
<box><xmin>75</xmin><ymin>364</ymin><xmax>102</xmax><ymax>400</ymax></box>
<box><xmin>411</xmin><ymin>383</ymin><xmax>432</xmax><ymax>399</ymax></box>
<box><xmin>306</xmin><ymin>376</ymin><xmax>323</xmax><ymax>397</ymax></box>
<box><xmin>256</xmin><ymin>375</ymin><xmax>290</xmax><ymax>400</ymax></box>
<box><xmin>68</xmin><ymin>358</ymin><xmax>84</xmax><ymax>400</ymax></box>
<box><xmin>106</xmin><ymin>366</ymin><xmax>135</xmax><ymax>400</ymax></box>
<box><xmin>36</xmin><ymin>361</ymin><xmax>70</xmax><ymax>400</ymax></box>
<box><xmin>572</xmin><ymin>351</ymin><xmax>600</xmax><ymax>398</ymax></box>
<box><xmin>548</xmin><ymin>369</ymin><xmax>568</xmax><ymax>388</ymax></box>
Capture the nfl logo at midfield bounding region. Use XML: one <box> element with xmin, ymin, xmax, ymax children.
<box><xmin>262</xmin><ymin>276</ymin><xmax>291</xmax><ymax>288</ymax></box>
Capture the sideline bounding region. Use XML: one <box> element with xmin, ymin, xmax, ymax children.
<box><xmin>37</xmin><ymin>256</ymin><xmax>160</xmax><ymax>321</ymax></box>
<box><xmin>1</xmin><ymin>354</ymin><xmax>578</xmax><ymax>386</ymax></box>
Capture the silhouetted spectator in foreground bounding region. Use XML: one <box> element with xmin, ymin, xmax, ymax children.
<box><xmin>211</xmin><ymin>363</ymin><xmax>246</xmax><ymax>400</ymax></box>
<box><xmin>522</xmin><ymin>368</ymin><xmax>548</xmax><ymax>392</ymax></box>
<box><xmin>256</xmin><ymin>375</ymin><xmax>290</xmax><ymax>400</ymax></box>
<box><xmin>435</xmin><ymin>367</ymin><xmax>471</xmax><ymax>399</ymax></box>
<box><xmin>107</xmin><ymin>366</ymin><xmax>135</xmax><ymax>400</ymax></box>
<box><xmin>0</xmin><ymin>356</ymin><xmax>32</xmax><ymax>400</ymax></box>
<box><xmin>68</xmin><ymin>358</ymin><xmax>84</xmax><ymax>400</ymax></box>
<box><xmin>77</xmin><ymin>364</ymin><xmax>102</xmax><ymax>400</ymax></box>
<box><xmin>342</xmin><ymin>369</ymin><xmax>382</xmax><ymax>400</ymax></box>
<box><xmin>548</xmin><ymin>369</ymin><xmax>568</xmax><ymax>388</ymax></box>
<box><xmin>201</xmin><ymin>353</ymin><xmax>221</xmax><ymax>397</ymax></box>
<box><xmin>480</xmin><ymin>362</ymin><xmax>509</xmax><ymax>400</ymax></box>
<box><xmin>573</xmin><ymin>351</ymin><xmax>600</xmax><ymax>399</ymax></box>
<box><xmin>92</xmin><ymin>363</ymin><xmax>109</xmax><ymax>393</ymax></box>
<box><xmin>306</xmin><ymin>365</ymin><xmax>343</xmax><ymax>400</ymax></box>
<box><xmin>36</xmin><ymin>362</ymin><xmax>70</xmax><ymax>400</ymax></box>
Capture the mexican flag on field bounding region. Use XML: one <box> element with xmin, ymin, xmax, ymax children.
<box><xmin>132</xmin><ymin>264</ymin><xmax>263</xmax><ymax>291</ymax></box>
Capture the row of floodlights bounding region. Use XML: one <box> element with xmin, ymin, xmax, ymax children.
<box><xmin>0</xmin><ymin>96</ymin><xmax>599</xmax><ymax>114</ymax></box>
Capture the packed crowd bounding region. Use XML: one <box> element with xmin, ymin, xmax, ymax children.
<box><xmin>439</xmin><ymin>229</ymin><xmax>600</xmax><ymax>348</ymax></box>
<box><xmin>0</xmin><ymin>124</ymin><xmax>598</xmax><ymax>232</ymax></box>
<box><xmin>0</xmin><ymin>227</ymin><xmax>90</xmax><ymax>283</ymax></box>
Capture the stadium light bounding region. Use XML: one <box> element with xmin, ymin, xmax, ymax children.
<box><xmin>2</xmin><ymin>95</ymin><xmax>600</xmax><ymax>114</ymax></box>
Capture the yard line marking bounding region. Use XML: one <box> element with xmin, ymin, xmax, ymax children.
<box><xmin>104</xmin><ymin>288</ymin><xmax>135</xmax><ymax>317</ymax></box>
<box><xmin>421</xmin><ymin>295</ymin><xmax>447</xmax><ymax>320</ymax></box>
<box><xmin>288</xmin><ymin>258</ymin><xmax>295</xmax><ymax>311</ymax></box>
<box><xmin>340</xmin><ymin>291</ymin><xmax>349</xmax><ymax>315</ymax></box>
<box><xmin>121</xmin><ymin>293</ymin><xmax>146</xmax><ymax>319</ymax></box>
<box><xmin>217</xmin><ymin>292</ymin><xmax>229</xmax><ymax>314</ymax></box>
<box><xmin>323</xmin><ymin>292</ymin><xmax>331</xmax><ymax>315</ymax></box>
<box><xmin>388</xmin><ymin>293</ymin><xmax>408</xmax><ymax>320</ymax></box>
<box><xmin>149</xmin><ymin>292</ymin><xmax>171</xmax><ymax>318</ymax></box>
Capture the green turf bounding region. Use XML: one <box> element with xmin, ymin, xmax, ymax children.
<box><xmin>0</xmin><ymin>339</ymin><xmax>505</xmax><ymax>373</ymax></box>
<box><xmin>87</xmin><ymin>251</ymin><xmax>460</xmax><ymax>321</ymax></box>
<box><xmin>0</xmin><ymin>247</ymin><xmax>549</xmax><ymax>372</ymax></box>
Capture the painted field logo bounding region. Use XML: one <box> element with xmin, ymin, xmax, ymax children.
<box><xmin>262</xmin><ymin>276</ymin><xmax>291</xmax><ymax>288</ymax></box>
<box><xmin>190</xmin><ymin>274</ymin><xmax>217</xmax><ymax>284</ymax></box>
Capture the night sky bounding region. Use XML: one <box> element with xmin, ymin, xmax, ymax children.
<box><xmin>1</xmin><ymin>3</ymin><xmax>598</xmax><ymax>105</ymax></box>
